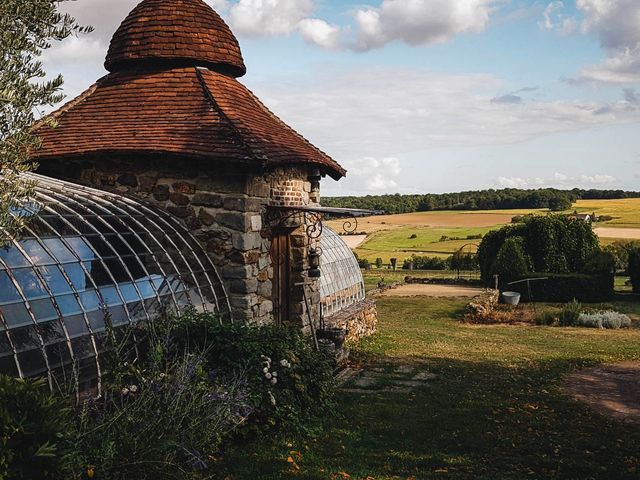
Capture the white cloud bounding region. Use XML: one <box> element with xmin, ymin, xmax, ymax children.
<box><xmin>571</xmin><ymin>0</ymin><xmax>640</xmax><ymax>84</ymax></box>
<box><xmin>348</xmin><ymin>157</ymin><xmax>402</xmax><ymax>191</ymax></box>
<box><xmin>539</xmin><ymin>1</ymin><xmax>576</xmax><ymax>34</ymax></box>
<box><xmin>298</xmin><ymin>18</ymin><xmax>341</xmax><ymax>49</ymax></box>
<box><xmin>352</xmin><ymin>0</ymin><xmax>497</xmax><ymax>51</ymax></box>
<box><xmin>229</xmin><ymin>0</ymin><xmax>314</xmax><ymax>36</ymax></box>
<box><xmin>496</xmin><ymin>172</ymin><xmax>617</xmax><ymax>189</ymax></box>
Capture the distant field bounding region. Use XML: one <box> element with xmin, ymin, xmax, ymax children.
<box><xmin>326</xmin><ymin>198</ymin><xmax>640</xmax><ymax>264</ymax></box>
<box><xmin>574</xmin><ymin>198</ymin><xmax>640</xmax><ymax>228</ymax></box>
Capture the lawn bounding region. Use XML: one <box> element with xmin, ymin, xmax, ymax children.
<box><xmin>215</xmin><ymin>297</ymin><xmax>640</xmax><ymax>479</ymax></box>
<box><xmin>354</xmin><ymin>226</ymin><xmax>488</xmax><ymax>262</ymax></box>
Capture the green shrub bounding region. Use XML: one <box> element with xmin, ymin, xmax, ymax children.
<box><xmin>629</xmin><ymin>247</ymin><xmax>640</xmax><ymax>294</ymax></box>
<box><xmin>375</xmin><ymin>257</ymin><xmax>384</xmax><ymax>268</ymax></box>
<box><xmin>402</xmin><ymin>255</ymin><xmax>447</xmax><ymax>270</ymax></box>
<box><xmin>509</xmin><ymin>273</ymin><xmax>614</xmax><ymax>303</ymax></box>
<box><xmin>559</xmin><ymin>300</ymin><xmax>582</xmax><ymax>326</ymax></box>
<box><xmin>535</xmin><ymin>310</ymin><xmax>558</xmax><ymax>326</ymax></box>
<box><xmin>409</xmin><ymin>233</ymin><xmax>417</xmax><ymax>239</ymax></box>
<box><xmin>157</xmin><ymin>310</ymin><xmax>336</xmax><ymax>434</ymax></box>
<box><xmin>494</xmin><ymin>236</ymin><xmax>530</xmax><ymax>286</ymax></box>
<box><xmin>0</xmin><ymin>376</ymin><xmax>75</xmax><ymax>480</ymax></box>
<box><xmin>478</xmin><ymin>216</ymin><xmax>600</xmax><ymax>285</ymax></box>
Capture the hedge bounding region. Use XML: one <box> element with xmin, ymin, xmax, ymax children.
<box><xmin>506</xmin><ymin>273</ymin><xmax>614</xmax><ymax>303</ymax></box>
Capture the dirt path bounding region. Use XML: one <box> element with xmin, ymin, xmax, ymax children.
<box><xmin>564</xmin><ymin>362</ymin><xmax>640</xmax><ymax>424</ymax></box>
<box><xmin>595</xmin><ymin>227</ymin><xmax>640</xmax><ymax>239</ymax></box>
<box><xmin>340</xmin><ymin>234</ymin><xmax>368</xmax><ymax>248</ymax></box>
<box><xmin>380</xmin><ymin>283</ymin><xmax>483</xmax><ymax>297</ymax></box>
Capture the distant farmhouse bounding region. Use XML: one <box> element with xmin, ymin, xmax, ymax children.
<box><xmin>567</xmin><ymin>211</ymin><xmax>596</xmax><ymax>223</ymax></box>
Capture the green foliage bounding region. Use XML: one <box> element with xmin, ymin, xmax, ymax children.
<box><xmin>449</xmin><ymin>251</ymin><xmax>479</xmax><ymax>271</ymax></box>
<box><xmin>409</xmin><ymin>233</ymin><xmax>417</xmax><ymax>239</ymax></box>
<box><xmin>604</xmin><ymin>240</ymin><xmax>640</xmax><ymax>271</ymax></box>
<box><xmin>494</xmin><ymin>237</ymin><xmax>530</xmax><ymax>285</ymax></box>
<box><xmin>322</xmin><ymin>188</ymin><xmax>638</xmax><ymax>214</ymax></box>
<box><xmin>0</xmin><ymin>375</ymin><xmax>74</xmax><ymax>480</ymax></box>
<box><xmin>548</xmin><ymin>195</ymin><xmax>572</xmax><ymax>211</ymax></box>
<box><xmin>558</xmin><ymin>300</ymin><xmax>582</xmax><ymax>326</ymax></box>
<box><xmin>478</xmin><ymin>215</ymin><xmax>600</xmax><ymax>286</ymax></box>
<box><xmin>535</xmin><ymin>310</ymin><xmax>558</xmax><ymax>326</ymax></box>
<box><xmin>629</xmin><ymin>246</ymin><xmax>640</xmax><ymax>294</ymax></box>
<box><xmin>354</xmin><ymin>252</ymin><xmax>370</xmax><ymax>269</ymax></box>
<box><xmin>0</xmin><ymin>0</ymin><xmax>92</xmax><ymax>241</ymax></box>
<box><xmin>375</xmin><ymin>257</ymin><xmax>384</xmax><ymax>268</ymax></box>
<box><xmin>402</xmin><ymin>255</ymin><xmax>447</xmax><ymax>270</ymax></box>
<box><xmin>172</xmin><ymin>310</ymin><xmax>336</xmax><ymax>434</ymax></box>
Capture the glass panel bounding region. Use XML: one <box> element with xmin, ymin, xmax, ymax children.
<box><xmin>17</xmin><ymin>349</ymin><xmax>47</xmax><ymax>377</ymax></box>
<box><xmin>0</xmin><ymin>355</ymin><xmax>19</xmax><ymax>376</ymax></box>
<box><xmin>43</xmin><ymin>238</ymin><xmax>78</xmax><ymax>263</ymax></box>
<box><xmin>0</xmin><ymin>331</ymin><xmax>13</xmax><ymax>355</ymax></box>
<box><xmin>45</xmin><ymin>342</ymin><xmax>72</xmax><ymax>368</ymax></box>
<box><xmin>87</xmin><ymin>310</ymin><xmax>108</xmax><ymax>332</ymax></box>
<box><xmin>135</xmin><ymin>279</ymin><xmax>156</xmax><ymax>299</ymax></box>
<box><xmin>38</xmin><ymin>265</ymin><xmax>73</xmax><ymax>295</ymax></box>
<box><xmin>79</xmin><ymin>290</ymin><xmax>101</xmax><ymax>311</ymax></box>
<box><xmin>11</xmin><ymin>325</ymin><xmax>40</xmax><ymax>351</ymax></box>
<box><xmin>83</xmin><ymin>261</ymin><xmax>113</xmax><ymax>287</ymax></box>
<box><xmin>71</xmin><ymin>336</ymin><xmax>94</xmax><ymax>359</ymax></box>
<box><xmin>0</xmin><ymin>303</ymin><xmax>33</xmax><ymax>328</ymax></box>
<box><xmin>20</xmin><ymin>239</ymin><xmax>55</xmax><ymax>265</ymax></box>
<box><xmin>61</xmin><ymin>263</ymin><xmax>88</xmax><ymax>290</ymax></box>
<box><xmin>102</xmin><ymin>257</ymin><xmax>130</xmax><ymax>283</ymax></box>
<box><xmin>64</xmin><ymin>315</ymin><xmax>89</xmax><ymax>338</ymax></box>
<box><xmin>0</xmin><ymin>272</ymin><xmax>21</xmax><ymax>304</ymax></box>
<box><xmin>104</xmin><ymin>305</ymin><xmax>127</xmax><ymax>328</ymax></box>
<box><xmin>65</xmin><ymin>237</ymin><xmax>95</xmax><ymax>261</ymax></box>
<box><xmin>0</xmin><ymin>245</ymin><xmax>30</xmax><ymax>267</ymax></box>
<box><xmin>40</xmin><ymin>320</ymin><xmax>65</xmax><ymax>344</ymax></box>
<box><xmin>55</xmin><ymin>294</ymin><xmax>82</xmax><ymax>316</ymax></box>
<box><xmin>118</xmin><ymin>283</ymin><xmax>141</xmax><ymax>303</ymax></box>
<box><xmin>99</xmin><ymin>285</ymin><xmax>121</xmax><ymax>306</ymax></box>
<box><xmin>84</xmin><ymin>235</ymin><xmax>114</xmax><ymax>257</ymax></box>
<box><xmin>30</xmin><ymin>298</ymin><xmax>57</xmax><ymax>322</ymax></box>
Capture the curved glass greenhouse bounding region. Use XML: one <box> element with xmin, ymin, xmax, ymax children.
<box><xmin>319</xmin><ymin>228</ymin><xmax>366</xmax><ymax>318</ymax></box>
<box><xmin>0</xmin><ymin>174</ymin><xmax>230</xmax><ymax>390</ymax></box>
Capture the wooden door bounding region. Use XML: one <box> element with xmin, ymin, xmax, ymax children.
<box><xmin>271</xmin><ymin>232</ymin><xmax>291</xmax><ymax>325</ymax></box>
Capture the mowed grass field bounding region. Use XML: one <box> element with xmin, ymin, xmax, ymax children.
<box><xmin>326</xmin><ymin>198</ymin><xmax>640</xmax><ymax>264</ymax></box>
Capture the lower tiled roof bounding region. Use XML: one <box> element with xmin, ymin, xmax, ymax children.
<box><xmin>32</xmin><ymin>68</ymin><xmax>345</xmax><ymax>179</ymax></box>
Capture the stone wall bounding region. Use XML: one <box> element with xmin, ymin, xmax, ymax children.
<box><xmin>323</xmin><ymin>299</ymin><xmax>377</xmax><ymax>343</ymax></box>
<box><xmin>39</xmin><ymin>156</ymin><xmax>322</xmax><ymax>328</ymax></box>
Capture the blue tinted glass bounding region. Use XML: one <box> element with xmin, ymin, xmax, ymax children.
<box><xmin>61</xmin><ymin>263</ymin><xmax>87</xmax><ymax>290</ymax></box>
<box><xmin>55</xmin><ymin>294</ymin><xmax>82</xmax><ymax>315</ymax></box>
<box><xmin>43</xmin><ymin>238</ymin><xmax>78</xmax><ymax>263</ymax></box>
<box><xmin>30</xmin><ymin>298</ymin><xmax>57</xmax><ymax>322</ymax></box>
<box><xmin>87</xmin><ymin>310</ymin><xmax>108</xmax><ymax>332</ymax></box>
<box><xmin>10</xmin><ymin>325</ymin><xmax>40</xmax><ymax>351</ymax></box>
<box><xmin>38</xmin><ymin>265</ymin><xmax>73</xmax><ymax>295</ymax></box>
<box><xmin>65</xmin><ymin>237</ymin><xmax>95</xmax><ymax>261</ymax></box>
<box><xmin>17</xmin><ymin>349</ymin><xmax>47</xmax><ymax>377</ymax></box>
<box><xmin>20</xmin><ymin>239</ymin><xmax>54</xmax><ymax>265</ymax></box>
<box><xmin>135</xmin><ymin>279</ymin><xmax>156</xmax><ymax>299</ymax></box>
<box><xmin>118</xmin><ymin>283</ymin><xmax>140</xmax><ymax>303</ymax></box>
<box><xmin>102</xmin><ymin>306</ymin><xmax>127</xmax><ymax>328</ymax></box>
<box><xmin>0</xmin><ymin>272</ymin><xmax>21</xmax><ymax>304</ymax></box>
<box><xmin>0</xmin><ymin>303</ymin><xmax>32</xmax><ymax>328</ymax></box>
<box><xmin>0</xmin><ymin>246</ymin><xmax>29</xmax><ymax>267</ymax></box>
<box><xmin>99</xmin><ymin>285</ymin><xmax>121</xmax><ymax>306</ymax></box>
<box><xmin>40</xmin><ymin>320</ymin><xmax>65</xmax><ymax>344</ymax></box>
<box><xmin>12</xmin><ymin>269</ymin><xmax>47</xmax><ymax>298</ymax></box>
<box><xmin>79</xmin><ymin>290</ymin><xmax>101</xmax><ymax>311</ymax></box>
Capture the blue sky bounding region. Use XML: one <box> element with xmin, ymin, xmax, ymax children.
<box><xmin>44</xmin><ymin>0</ymin><xmax>640</xmax><ymax>195</ymax></box>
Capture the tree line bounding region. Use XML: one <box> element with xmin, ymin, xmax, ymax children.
<box><xmin>322</xmin><ymin>188</ymin><xmax>640</xmax><ymax>214</ymax></box>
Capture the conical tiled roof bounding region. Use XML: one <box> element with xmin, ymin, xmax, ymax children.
<box><xmin>32</xmin><ymin>0</ymin><xmax>346</xmax><ymax>179</ymax></box>
<box><xmin>105</xmin><ymin>0</ymin><xmax>246</xmax><ymax>77</ymax></box>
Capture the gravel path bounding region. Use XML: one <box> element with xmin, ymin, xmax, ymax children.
<box><xmin>380</xmin><ymin>283</ymin><xmax>484</xmax><ymax>297</ymax></box>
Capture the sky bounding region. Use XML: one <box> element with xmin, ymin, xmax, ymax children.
<box><xmin>43</xmin><ymin>0</ymin><xmax>640</xmax><ymax>196</ymax></box>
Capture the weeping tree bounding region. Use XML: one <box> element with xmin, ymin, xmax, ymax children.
<box><xmin>0</xmin><ymin>0</ymin><xmax>92</xmax><ymax>242</ymax></box>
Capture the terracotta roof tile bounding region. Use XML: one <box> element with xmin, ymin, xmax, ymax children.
<box><xmin>105</xmin><ymin>0</ymin><xmax>246</xmax><ymax>77</ymax></box>
<box><xmin>32</xmin><ymin>68</ymin><xmax>346</xmax><ymax>178</ymax></box>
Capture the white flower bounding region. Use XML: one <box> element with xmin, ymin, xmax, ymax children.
<box><xmin>121</xmin><ymin>387</ymin><xmax>130</xmax><ymax>396</ymax></box>
<box><xmin>129</xmin><ymin>385</ymin><xmax>138</xmax><ymax>393</ymax></box>
<box><xmin>263</xmin><ymin>367</ymin><xmax>269</xmax><ymax>373</ymax></box>
<box><xmin>280</xmin><ymin>359</ymin><xmax>291</xmax><ymax>368</ymax></box>
<box><xmin>271</xmin><ymin>377</ymin><xmax>278</xmax><ymax>385</ymax></box>
<box><xmin>268</xmin><ymin>391</ymin><xmax>276</xmax><ymax>406</ymax></box>
<box><xmin>265</xmin><ymin>372</ymin><xmax>272</xmax><ymax>380</ymax></box>
<box><xmin>272</xmin><ymin>371</ymin><xmax>278</xmax><ymax>377</ymax></box>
